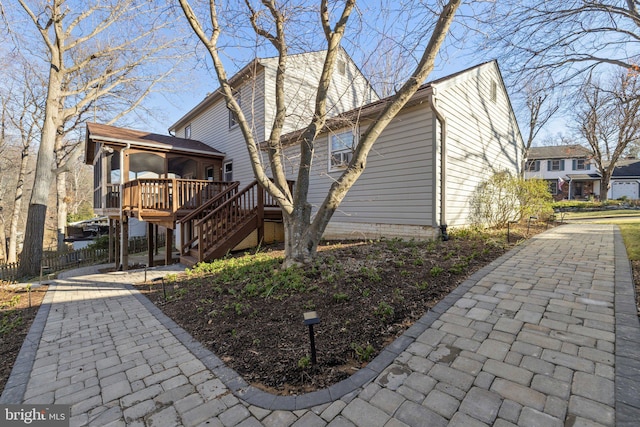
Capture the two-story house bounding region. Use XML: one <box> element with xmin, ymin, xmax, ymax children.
<box><xmin>525</xmin><ymin>145</ymin><xmax>600</xmax><ymax>201</ymax></box>
<box><xmin>86</xmin><ymin>49</ymin><xmax>379</xmax><ymax>268</ymax></box>
<box><xmin>168</xmin><ymin>49</ymin><xmax>379</xmax><ymax>187</ymax></box>
<box><xmin>86</xmin><ymin>56</ymin><xmax>525</xmax><ymax>268</ymax></box>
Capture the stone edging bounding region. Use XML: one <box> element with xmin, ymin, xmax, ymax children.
<box><xmin>129</xmin><ymin>238</ymin><xmax>532</xmax><ymax>410</ymax></box>
<box><xmin>612</xmin><ymin>227</ymin><xmax>640</xmax><ymax>424</ymax></box>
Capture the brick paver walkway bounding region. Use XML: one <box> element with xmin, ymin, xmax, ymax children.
<box><xmin>1</xmin><ymin>224</ymin><xmax>639</xmax><ymax>426</ymax></box>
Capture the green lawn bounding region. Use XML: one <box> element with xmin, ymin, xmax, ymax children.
<box><xmin>617</xmin><ymin>223</ymin><xmax>640</xmax><ymax>261</ymax></box>
<box><xmin>563</xmin><ymin>209</ymin><xmax>640</xmax><ymax>219</ymax></box>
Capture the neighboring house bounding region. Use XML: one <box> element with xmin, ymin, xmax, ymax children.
<box><xmin>86</xmin><ymin>57</ymin><xmax>524</xmax><ymax>266</ymax></box>
<box><xmin>524</xmin><ymin>145</ymin><xmax>600</xmax><ymax>201</ymax></box>
<box><xmin>609</xmin><ymin>159</ymin><xmax>640</xmax><ymax>200</ymax></box>
<box><xmin>281</xmin><ymin>60</ymin><xmax>524</xmax><ymax>239</ymax></box>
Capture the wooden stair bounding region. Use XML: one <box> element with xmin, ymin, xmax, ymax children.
<box><xmin>179</xmin><ymin>180</ymin><xmax>283</xmax><ymax>266</ymax></box>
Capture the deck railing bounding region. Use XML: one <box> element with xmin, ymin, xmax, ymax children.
<box><xmin>106</xmin><ymin>185</ymin><xmax>120</xmax><ymax>208</ymax></box>
<box><xmin>122</xmin><ymin>179</ymin><xmax>235</xmax><ymax>216</ymax></box>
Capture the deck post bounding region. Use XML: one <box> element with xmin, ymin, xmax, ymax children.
<box><xmin>257</xmin><ymin>183</ymin><xmax>265</xmax><ymax>244</ymax></box>
<box><xmin>148</xmin><ymin>222</ymin><xmax>154</xmax><ymax>268</ymax></box>
<box><xmin>121</xmin><ymin>216</ymin><xmax>129</xmax><ymax>271</ymax></box>
<box><xmin>165</xmin><ymin>228</ymin><xmax>173</xmax><ymax>266</ymax></box>
<box><xmin>114</xmin><ymin>219</ymin><xmax>120</xmax><ymax>270</ymax></box>
<box><xmin>108</xmin><ymin>218</ymin><xmax>114</xmax><ymax>263</ymax></box>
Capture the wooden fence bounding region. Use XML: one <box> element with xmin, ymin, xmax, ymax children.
<box><xmin>0</xmin><ymin>234</ymin><xmax>165</xmax><ymax>283</ymax></box>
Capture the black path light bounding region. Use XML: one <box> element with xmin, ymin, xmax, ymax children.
<box><xmin>303</xmin><ymin>311</ymin><xmax>320</xmax><ymax>364</ymax></box>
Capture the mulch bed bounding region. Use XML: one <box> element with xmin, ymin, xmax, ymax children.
<box><xmin>0</xmin><ymin>285</ymin><xmax>48</xmax><ymax>393</ymax></box>
<box><xmin>135</xmin><ymin>228</ymin><xmax>538</xmax><ymax>396</ymax></box>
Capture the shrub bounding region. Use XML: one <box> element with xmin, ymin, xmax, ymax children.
<box><xmin>470</xmin><ymin>172</ymin><xmax>553</xmax><ymax>227</ymax></box>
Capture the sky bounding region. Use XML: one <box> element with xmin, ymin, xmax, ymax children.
<box><xmin>3</xmin><ymin>0</ymin><xmax>608</xmax><ymax>143</ymax></box>
<box><xmin>141</xmin><ymin>0</ymin><xmax>501</xmax><ymax>136</ymax></box>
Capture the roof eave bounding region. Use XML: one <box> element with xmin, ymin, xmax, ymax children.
<box><xmin>88</xmin><ymin>134</ymin><xmax>225</xmax><ymax>158</ymax></box>
<box><xmin>169</xmin><ymin>59</ymin><xmax>264</xmax><ymax>133</ymax></box>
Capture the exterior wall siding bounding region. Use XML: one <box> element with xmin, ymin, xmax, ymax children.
<box><xmin>175</xmin><ymin>51</ymin><xmax>376</xmax><ymax>188</ymax></box>
<box><xmin>263</xmin><ymin>50</ymin><xmax>378</xmax><ymax>137</ymax></box>
<box><xmin>435</xmin><ymin>63</ymin><xmax>523</xmax><ymax>227</ymax></box>
<box><xmin>178</xmin><ymin>70</ymin><xmax>267</xmax><ymax>187</ymax></box>
<box><xmin>323</xmin><ymin>221</ymin><xmax>439</xmax><ymax>241</ymax></box>
<box><xmin>285</xmin><ymin>104</ymin><xmax>435</xmax><ymax>229</ymax></box>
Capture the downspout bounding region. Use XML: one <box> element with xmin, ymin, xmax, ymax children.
<box><xmin>119</xmin><ymin>142</ymin><xmax>130</xmax><ymax>270</ymax></box>
<box><xmin>429</xmin><ymin>87</ymin><xmax>448</xmax><ymax>241</ymax></box>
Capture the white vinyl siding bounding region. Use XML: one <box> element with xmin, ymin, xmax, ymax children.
<box><xmin>177</xmin><ymin>51</ymin><xmax>376</xmax><ymax>188</ymax></box>
<box><xmin>285</xmin><ymin>104</ymin><xmax>435</xmax><ymax>226</ymax></box>
<box><xmin>181</xmin><ymin>71</ymin><xmax>266</xmax><ymax>187</ymax></box>
<box><xmin>434</xmin><ymin>63</ymin><xmax>524</xmax><ymax>227</ymax></box>
<box><xmin>262</xmin><ymin>50</ymin><xmax>378</xmax><ymax>137</ymax></box>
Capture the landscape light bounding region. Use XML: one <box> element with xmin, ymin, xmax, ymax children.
<box><xmin>303</xmin><ymin>311</ymin><xmax>320</xmax><ymax>364</ymax></box>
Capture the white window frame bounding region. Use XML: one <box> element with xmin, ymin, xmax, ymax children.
<box><xmin>525</xmin><ymin>160</ymin><xmax>540</xmax><ymax>172</ymax></box>
<box><xmin>549</xmin><ymin>159</ymin><xmax>564</xmax><ymax>171</ymax></box>
<box><xmin>185</xmin><ymin>124</ymin><xmax>191</xmax><ymax>139</ymax></box>
<box><xmin>548</xmin><ymin>180</ymin><xmax>558</xmax><ymax>195</ymax></box>
<box><xmin>573</xmin><ymin>158</ymin><xmax>589</xmax><ymax>170</ymax></box>
<box><xmin>223</xmin><ymin>161</ymin><xmax>233</xmax><ymax>182</ymax></box>
<box><xmin>329</xmin><ymin>129</ymin><xmax>357</xmax><ymax>171</ymax></box>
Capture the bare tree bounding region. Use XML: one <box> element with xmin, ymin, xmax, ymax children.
<box><xmin>520</xmin><ymin>72</ymin><xmax>560</xmax><ymax>174</ymax></box>
<box><xmin>0</xmin><ymin>57</ymin><xmax>43</xmax><ymax>264</ymax></box>
<box><xmin>8</xmin><ymin>0</ymin><xmax>181</xmax><ymax>276</ymax></box>
<box><xmin>178</xmin><ymin>0</ymin><xmax>462</xmax><ymax>267</ymax></box>
<box><xmin>576</xmin><ymin>71</ymin><xmax>640</xmax><ymax>200</ymax></box>
<box><xmin>483</xmin><ymin>0</ymin><xmax>640</xmax><ymax>83</ymax></box>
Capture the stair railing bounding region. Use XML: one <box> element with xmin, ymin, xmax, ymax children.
<box><xmin>179</xmin><ymin>182</ymin><xmax>240</xmax><ymax>254</ymax></box>
<box><xmin>195</xmin><ymin>180</ymin><xmax>263</xmax><ymax>261</ymax></box>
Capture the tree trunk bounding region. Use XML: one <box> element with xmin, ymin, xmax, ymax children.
<box><xmin>18</xmin><ymin>69</ymin><xmax>61</xmax><ymax>277</ymax></box>
<box><xmin>7</xmin><ymin>145</ymin><xmax>29</xmax><ymax>263</ymax></box>
<box><xmin>600</xmin><ymin>171</ymin><xmax>611</xmax><ymax>201</ymax></box>
<box><xmin>0</xmin><ymin>220</ymin><xmax>7</xmax><ymax>263</ymax></box>
<box><xmin>282</xmin><ymin>214</ymin><xmax>316</xmax><ymax>268</ymax></box>
<box><xmin>56</xmin><ymin>171</ymin><xmax>67</xmax><ymax>251</ymax></box>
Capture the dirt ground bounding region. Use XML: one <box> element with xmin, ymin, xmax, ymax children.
<box><xmin>0</xmin><ymin>285</ymin><xmax>48</xmax><ymax>393</ymax></box>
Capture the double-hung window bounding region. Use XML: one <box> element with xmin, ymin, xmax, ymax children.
<box><xmin>525</xmin><ymin>160</ymin><xmax>540</xmax><ymax>172</ymax></box>
<box><xmin>572</xmin><ymin>158</ymin><xmax>590</xmax><ymax>170</ymax></box>
<box><xmin>548</xmin><ymin>159</ymin><xmax>564</xmax><ymax>171</ymax></box>
<box><xmin>329</xmin><ymin>129</ymin><xmax>357</xmax><ymax>170</ymax></box>
<box><xmin>223</xmin><ymin>162</ymin><xmax>233</xmax><ymax>182</ymax></box>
